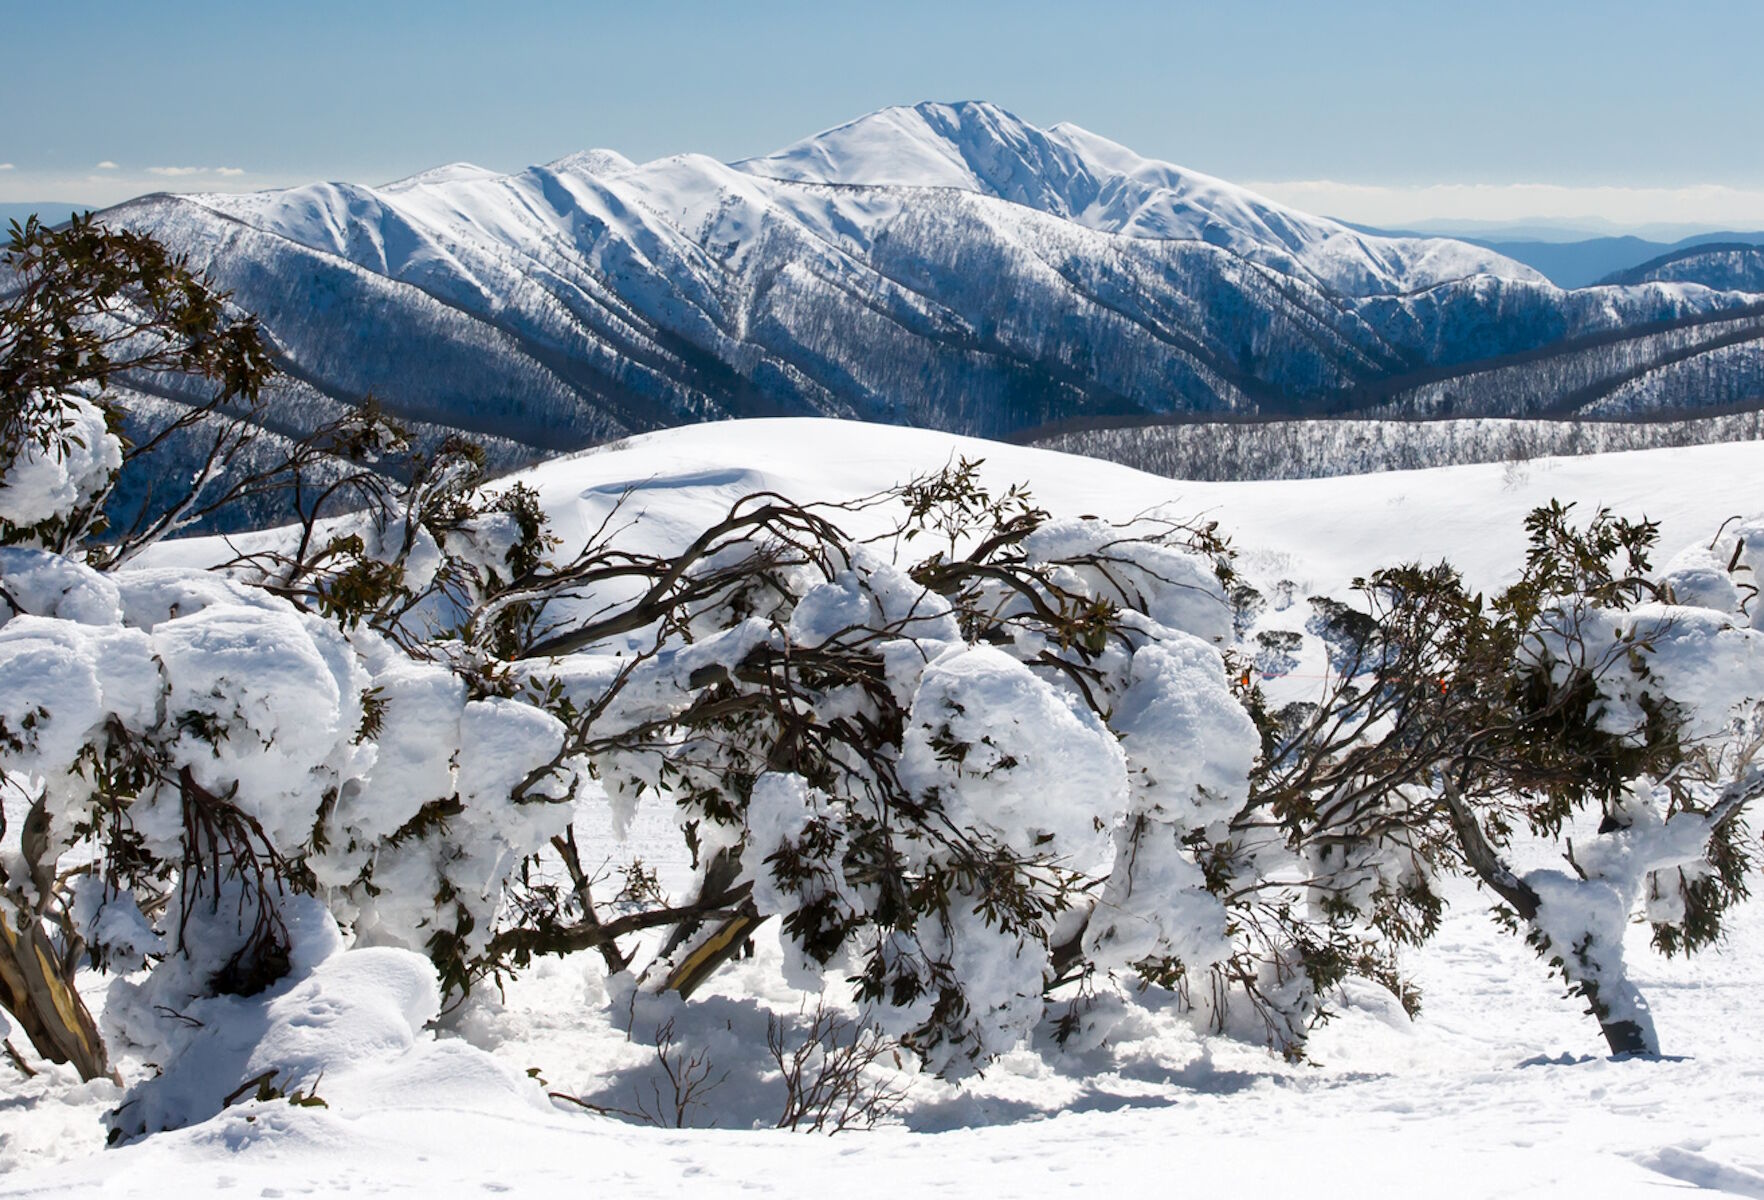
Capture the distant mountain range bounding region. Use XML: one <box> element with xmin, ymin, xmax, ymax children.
<box><xmin>1346</xmin><ymin>223</ymin><xmax>1764</xmax><ymax>289</ymax></box>
<box><xmin>72</xmin><ymin>102</ymin><xmax>1764</xmax><ymax>462</ymax></box>
<box><xmin>1600</xmin><ymin>243</ymin><xmax>1764</xmax><ymax>292</ymax></box>
<box><xmin>1</xmin><ymin>202</ymin><xmax>85</xmax><ymax>229</ymax></box>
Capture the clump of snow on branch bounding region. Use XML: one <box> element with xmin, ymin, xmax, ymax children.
<box><xmin>0</xmin><ymin>395</ymin><xmax>120</xmax><ymax>537</ymax></box>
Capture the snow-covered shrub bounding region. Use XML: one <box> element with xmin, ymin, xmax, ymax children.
<box><xmin>0</xmin><ymin>217</ymin><xmax>581</xmax><ymax>1081</ymax></box>
<box><xmin>0</xmin><ymin>436</ymin><xmax>583</xmax><ymax>1073</ymax></box>
<box><xmin>476</xmin><ymin>463</ymin><xmax>1436</xmax><ymax>1073</ymax></box>
<box><xmin>1243</xmin><ymin>501</ymin><xmax>1764</xmax><ymax>1055</ymax></box>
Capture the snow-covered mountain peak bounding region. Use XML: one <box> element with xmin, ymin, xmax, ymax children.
<box><xmin>735</xmin><ymin>101</ymin><xmax>1542</xmax><ymax>294</ymax></box>
<box><xmin>379</xmin><ymin>162</ymin><xmax>505</xmax><ymax>192</ymax></box>
<box><xmin>736</xmin><ymin>100</ymin><xmax>1288</xmax><ymax>226</ymax></box>
<box><xmin>543</xmin><ymin>149</ymin><xmax>638</xmax><ymax>178</ymax></box>
<box><xmin>735</xmin><ymin>100</ymin><xmax>1099</xmax><ymax>211</ymax></box>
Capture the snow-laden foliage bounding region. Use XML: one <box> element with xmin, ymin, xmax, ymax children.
<box><xmin>478</xmin><ymin>470</ymin><xmax>1275</xmax><ymax>1077</ymax></box>
<box><xmin>0</xmin><ymin>424</ymin><xmax>583</xmax><ymax>1070</ymax></box>
<box><xmin>0</xmin><ymin>395</ymin><xmax>120</xmax><ymax>541</ymax></box>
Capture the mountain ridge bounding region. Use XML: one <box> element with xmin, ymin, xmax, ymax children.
<box><xmin>733</xmin><ymin>100</ymin><xmax>1544</xmax><ymax>296</ymax></box>
<box><xmin>1601</xmin><ymin>243</ymin><xmax>1764</xmax><ymax>292</ymax></box>
<box><xmin>90</xmin><ymin>102</ymin><xmax>1764</xmax><ymax>476</ymax></box>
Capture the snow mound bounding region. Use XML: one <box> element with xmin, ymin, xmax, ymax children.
<box><xmin>103</xmin><ymin>897</ymin><xmax>545</xmax><ymax>1143</ymax></box>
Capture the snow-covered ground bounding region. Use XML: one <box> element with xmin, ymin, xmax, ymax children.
<box><xmin>11</xmin><ymin>889</ymin><xmax>1764</xmax><ymax>1198</ymax></box>
<box><xmin>7</xmin><ymin>421</ymin><xmax>1764</xmax><ymax>1198</ymax></box>
<box><xmin>516</xmin><ymin>418</ymin><xmax>1764</xmax><ymax>598</ymax></box>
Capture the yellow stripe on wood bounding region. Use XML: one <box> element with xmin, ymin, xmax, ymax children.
<box><xmin>663</xmin><ymin>913</ymin><xmax>762</xmax><ymax>996</ymax></box>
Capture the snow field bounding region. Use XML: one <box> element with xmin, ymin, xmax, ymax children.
<box><xmin>7</xmin><ymin>874</ymin><xmax>1764</xmax><ymax>1197</ymax></box>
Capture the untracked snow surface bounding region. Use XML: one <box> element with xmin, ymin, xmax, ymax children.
<box><xmin>6</xmin><ymin>422</ymin><xmax>1764</xmax><ymax>1198</ymax></box>
<box><xmin>505</xmin><ymin>419</ymin><xmax>1764</xmax><ymax>600</ymax></box>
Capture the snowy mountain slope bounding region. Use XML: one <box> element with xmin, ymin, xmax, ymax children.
<box><xmin>1602</xmin><ymin>242</ymin><xmax>1764</xmax><ymax>292</ymax></box>
<box><xmin>1034</xmin><ymin>409</ymin><xmax>1764</xmax><ymax>483</ymax></box>
<box><xmin>98</xmin><ymin>103</ymin><xmax>1764</xmax><ymax>463</ymax></box>
<box><xmin>7</xmin><ymin>424</ymin><xmax>1764</xmax><ymax>1197</ymax></box>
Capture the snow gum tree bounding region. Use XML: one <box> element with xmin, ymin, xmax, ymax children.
<box><xmin>1247</xmin><ymin>502</ymin><xmax>1764</xmax><ymax>1055</ymax></box>
<box><xmin>487</xmin><ymin>468</ymin><xmax>1284</xmax><ymax>1074</ymax></box>
<box><xmin>0</xmin><ymin>216</ymin><xmax>578</xmax><ymax>1086</ymax></box>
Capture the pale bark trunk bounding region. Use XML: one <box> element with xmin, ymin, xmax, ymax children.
<box><xmin>0</xmin><ymin>913</ymin><xmax>114</xmax><ymax>1082</ymax></box>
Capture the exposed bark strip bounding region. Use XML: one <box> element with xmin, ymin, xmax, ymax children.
<box><xmin>0</xmin><ymin>915</ymin><xmax>113</xmax><ymax>1082</ymax></box>
<box><xmin>662</xmin><ymin>908</ymin><xmax>768</xmax><ymax>1000</ymax></box>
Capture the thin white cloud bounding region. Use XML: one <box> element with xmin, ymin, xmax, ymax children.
<box><xmin>144</xmin><ymin>165</ymin><xmax>248</xmax><ymax>178</ymax></box>
<box><xmin>95</xmin><ymin>161</ymin><xmax>119</xmax><ymax>170</ymax></box>
<box><xmin>1243</xmin><ymin>179</ymin><xmax>1764</xmax><ymax>232</ymax></box>
<box><xmin>0</xmin><ymin>163</ymin><xmax>13</xmax><ymax>171</ymax></box>
<box><xmin>1</xmin><ymin>165</ymin><xmax>309</xmax><ymax>206</ymax></box>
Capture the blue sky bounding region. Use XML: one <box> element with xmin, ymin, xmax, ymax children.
<box><xmin>5</xmin><ymin>0</ymin><xmax>1763</xmax><ymax>229</ymax></box>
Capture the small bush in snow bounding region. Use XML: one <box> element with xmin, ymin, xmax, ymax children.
<box><xmin>769</xmin><ymin>995</ymin><xmax>909</xmax><ymax>1133</ymax></box>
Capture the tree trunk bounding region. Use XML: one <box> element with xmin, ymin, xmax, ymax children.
<box><xmin>1568</xmin><ymin>967</ymin><xmax>1659</xmax><ymax>1057</ymax></box>
<box><xmin>659</xmin><ymin>907</ymin><xmax>767</xmax><ymax>999</ymax></box>
<box><xmin>643</xmin><ymin>847</ymin><xmax>767</xmax><ymax>999</ymax></box>
<box><xmin>1439</xmin><ymin>777</ymin><xmax>1659</xmax><ymax>1058</ymax></box>
<box><xmin>1595</xmin><ymin>1013</ymin><xmax>1654</xmax><ymax>1057</ymax></box>
<box><xmin>0</xmin><ymin>913</ymin><xmax>114</xmax><ymax>1082</ymax></box>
